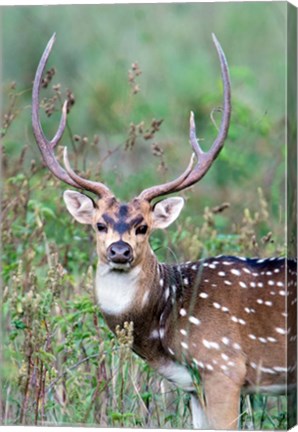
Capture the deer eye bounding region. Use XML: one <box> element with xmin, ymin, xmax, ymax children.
<box><xmin>136</xmin><ymin>225</ymin><xmax>148</xmax><ymax>235</ymax></box>
<box><xmin>97</xmin><ymin>223</ymin><xmax>107</xmax><ymax>233</ymax></box>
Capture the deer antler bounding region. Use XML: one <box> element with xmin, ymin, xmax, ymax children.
<box><xmin>138</xmin><ymin>33</ymin><xmax>231</xmax><ymax>202</ymax></box>
<box><xmin>32</xmin><ymin>33</ymin><xmax>112</xmax><ymax>198</ymax></box>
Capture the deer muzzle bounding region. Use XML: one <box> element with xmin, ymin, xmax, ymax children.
<box><xmin>107</xmin><ymin>240</ymin><xmax>133</xmax><ymax>265</ymax></box>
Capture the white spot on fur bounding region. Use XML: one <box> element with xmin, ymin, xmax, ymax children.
<box><xmin>239</xmin><ymin>281</ymin><xmax>247</xmax><ymax>288</ymax></box>
<box><xmin>181</xmin><ymin>341</ymin><xmax>189</xmax><ymax>350</ymax></box>
<box><xmin>189</xmin><ymin>316</ymin><xmax>201</xmax><ymax>326</ymax></box>
<box><xmin>164</xmin><ymin>287</ymin><xmax>170</xmax><ymax>300</ymax></box>
<box><xmin>222</xmin><ymin>337</ymin><xmax>230</xmax><ymax>345</ymax></box>
<box><xmin>213</xmin><ymin>302</ymin><xmax>221</xmax><ymax>309</ymax></box>
<box><xmin>142</xmin><ymin>291</ymin><xmax>149</xmax><ymax>307</ymax></box>
<box><xmin>150</xmin><ymin>329</ymin><xmax>160</xmax><ymax>339</ymax></box>
<box><xmin>273</xmin><ymin>366</ymin><xmax>287</xmax><ymax>373</ymax></box>
<box><xmin>231</xmin><ymin>269</ymin><xmax>241</xmax><ymax>276</ymax></box>
<box><xmin>276</xmin><ymin>327</ymin><xmax>287</xmax><ymax>335</ymax></box>
<box><xmin>199</xmin><ymin>292</ymin><xmax>208</xmax><ymax>299</ymax></box>
<box><xmin>260</xmin><ymin>366</ymin><xmax>276</xmax><ymax>374</ymax></box>
<box><xmin>218</xmin><ymin>271</ymin><xmax>226</xmax><ymax>277</ymax></box>
<box><xmin>221</xmin><ymin>353</ymin><xmax>229</xmax><ymax>361</ymax></box>
<box><xmin>203</xmin><ymin>339</ymin><xmax>220</xmax><ymax>350</ymax></box>
<box><xmin>224</xmin><ymin>280</ymin><xmax>232</xmax><ymax>286</ymax></box>
<box><xmin>180</xmin><ymin>329</ymin><xmax>187</xmax><ymax>336</ymax></box>
<box><xmin>180</xmin><ymin>308</ymin><xmax>187</xmax><ymax>316</ymax></box>
<box><xmin>240</xmin><ymin>257</ymin><xmax>248</xmax><ymax>261</ymax></box>
<box><xmin>193</xmin><ymin>359</ymin><xmax>205</xmax><ymax>369</ymax></box>
<box><xmin>233</xmin><ymin>342</ymin><xmax>241</xmax><ymax>350</ymax></box>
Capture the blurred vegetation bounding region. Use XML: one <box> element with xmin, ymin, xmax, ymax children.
<box><xmin>1</xmin><ymin>3</ymin><xmax>291</xmax><ymax>429</ymax></box>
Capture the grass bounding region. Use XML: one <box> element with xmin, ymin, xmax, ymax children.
<box><xmin>1</xmin><ymin>3</ymin><xmax>292</xmax><ymax>429</ymax></box>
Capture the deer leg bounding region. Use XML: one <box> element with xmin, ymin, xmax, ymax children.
<box><xmin>203</xmin><ymin>372</ymin><xmax>243</xmax><ymax>430</ymax></box>
<box><xmin>190</xmin><ymin>392</ymin><xmax>207</xmax><ymax>429</ymax></box>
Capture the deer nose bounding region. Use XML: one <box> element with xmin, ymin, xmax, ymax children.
<box><xmin>107</xmin><ymin>241</ymin><xmax>133</xmax><ymax>264</ymax></box>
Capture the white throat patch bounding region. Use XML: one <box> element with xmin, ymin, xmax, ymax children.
<box><xmin>95</xmin><ymin>264</ymin><xmax>142</xmax><ymax>315</ymax></box>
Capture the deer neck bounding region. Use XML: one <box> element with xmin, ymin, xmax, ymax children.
<box><xmin>95</xmin><ymin>248</ymin><xmax>173</xmax><ymax>361</ymax></box>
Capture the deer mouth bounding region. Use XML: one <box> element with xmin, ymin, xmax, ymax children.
<box><xmin>109</xmin><ymin>261</ymin><xmax>132</xmax><ymax>272</ymax></box>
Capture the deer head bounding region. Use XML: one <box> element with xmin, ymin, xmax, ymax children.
<box><xmin>32</xmin><ymin>33</ymin><xmax>231</xmax><ymax>272</ymax></box>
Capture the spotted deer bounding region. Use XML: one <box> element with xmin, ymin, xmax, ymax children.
<box><xmin>32</xmin><ymin>34</ymin><xmax>297</xmax><ymax>429</ymax></box>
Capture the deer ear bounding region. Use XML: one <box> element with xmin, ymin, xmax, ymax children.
<box><xmin>152</xmin><ymin>197</ymin><xmax>184</xmax><ymax>229</ymax></box>
<box><xmin>63</xmin><ymin>190</ymin><xmax>96</xmax><ymax>224</ymax></box>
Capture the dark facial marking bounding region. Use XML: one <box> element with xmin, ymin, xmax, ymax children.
<box><xmin>115</xmin><ymin>214</ymin><xmax>145</xmax><ymax>234</ymax></box>
<box><xmin>130</xmin><ymin>215</ymin><xmax>144</xmax><ymax>227</ymax></box>
<box><xmin>114</xmin><ymin>221</ymin><xmax>130</xmax><ymax>234</ymax></box>
<box><xmin>119</xmin><ymin>204</ymin><xmax>129</xmax><ymax>218</ymax></box>
<box><xmin>107</xmin><ymin>196</ymin><xmax>117</xmax><ymax>208</ymax></box>
<box><xmin>102</xmin><ymin>213</ymin><xmax>115</xmax><ymax>226</ymax></box>
<box><xmin>102</xmin><ymin>209</ymin><xmax>144</xmax><ymax>235</ymax></box>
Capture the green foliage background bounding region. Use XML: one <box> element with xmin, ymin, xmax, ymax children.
<box><xmin>1</xmin><ymin>3</ymin><xmax>290</xmax><ymax>429</ymax></box>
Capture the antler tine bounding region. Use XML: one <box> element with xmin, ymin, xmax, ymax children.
<box><xmin>137</xmin><ymin>34</ymin><xmax>231</xmax><ymax>202</ymax></box>
<box><xmin>50</xmin><ymin>100</ymin><xmax>68</xmax><ymax>149</ymax></box>
<box><xmin>32</xmin><ymin>34</ymin><xmax>113</xmax><ymax>198</ymax></box>
<box><xmin>138</xmin><ymin>153</ymin><xmax>195</xmax><ymax>202</ymax></box>
<box><xmin>173</xmin><ymin>33</ymin><xmax>231</xmax><ymax>192</ymax></box>
<box><xmin>32</xmin><ymin>34</ymin><xmax>78</xmax><ymax>187</ymax></box>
